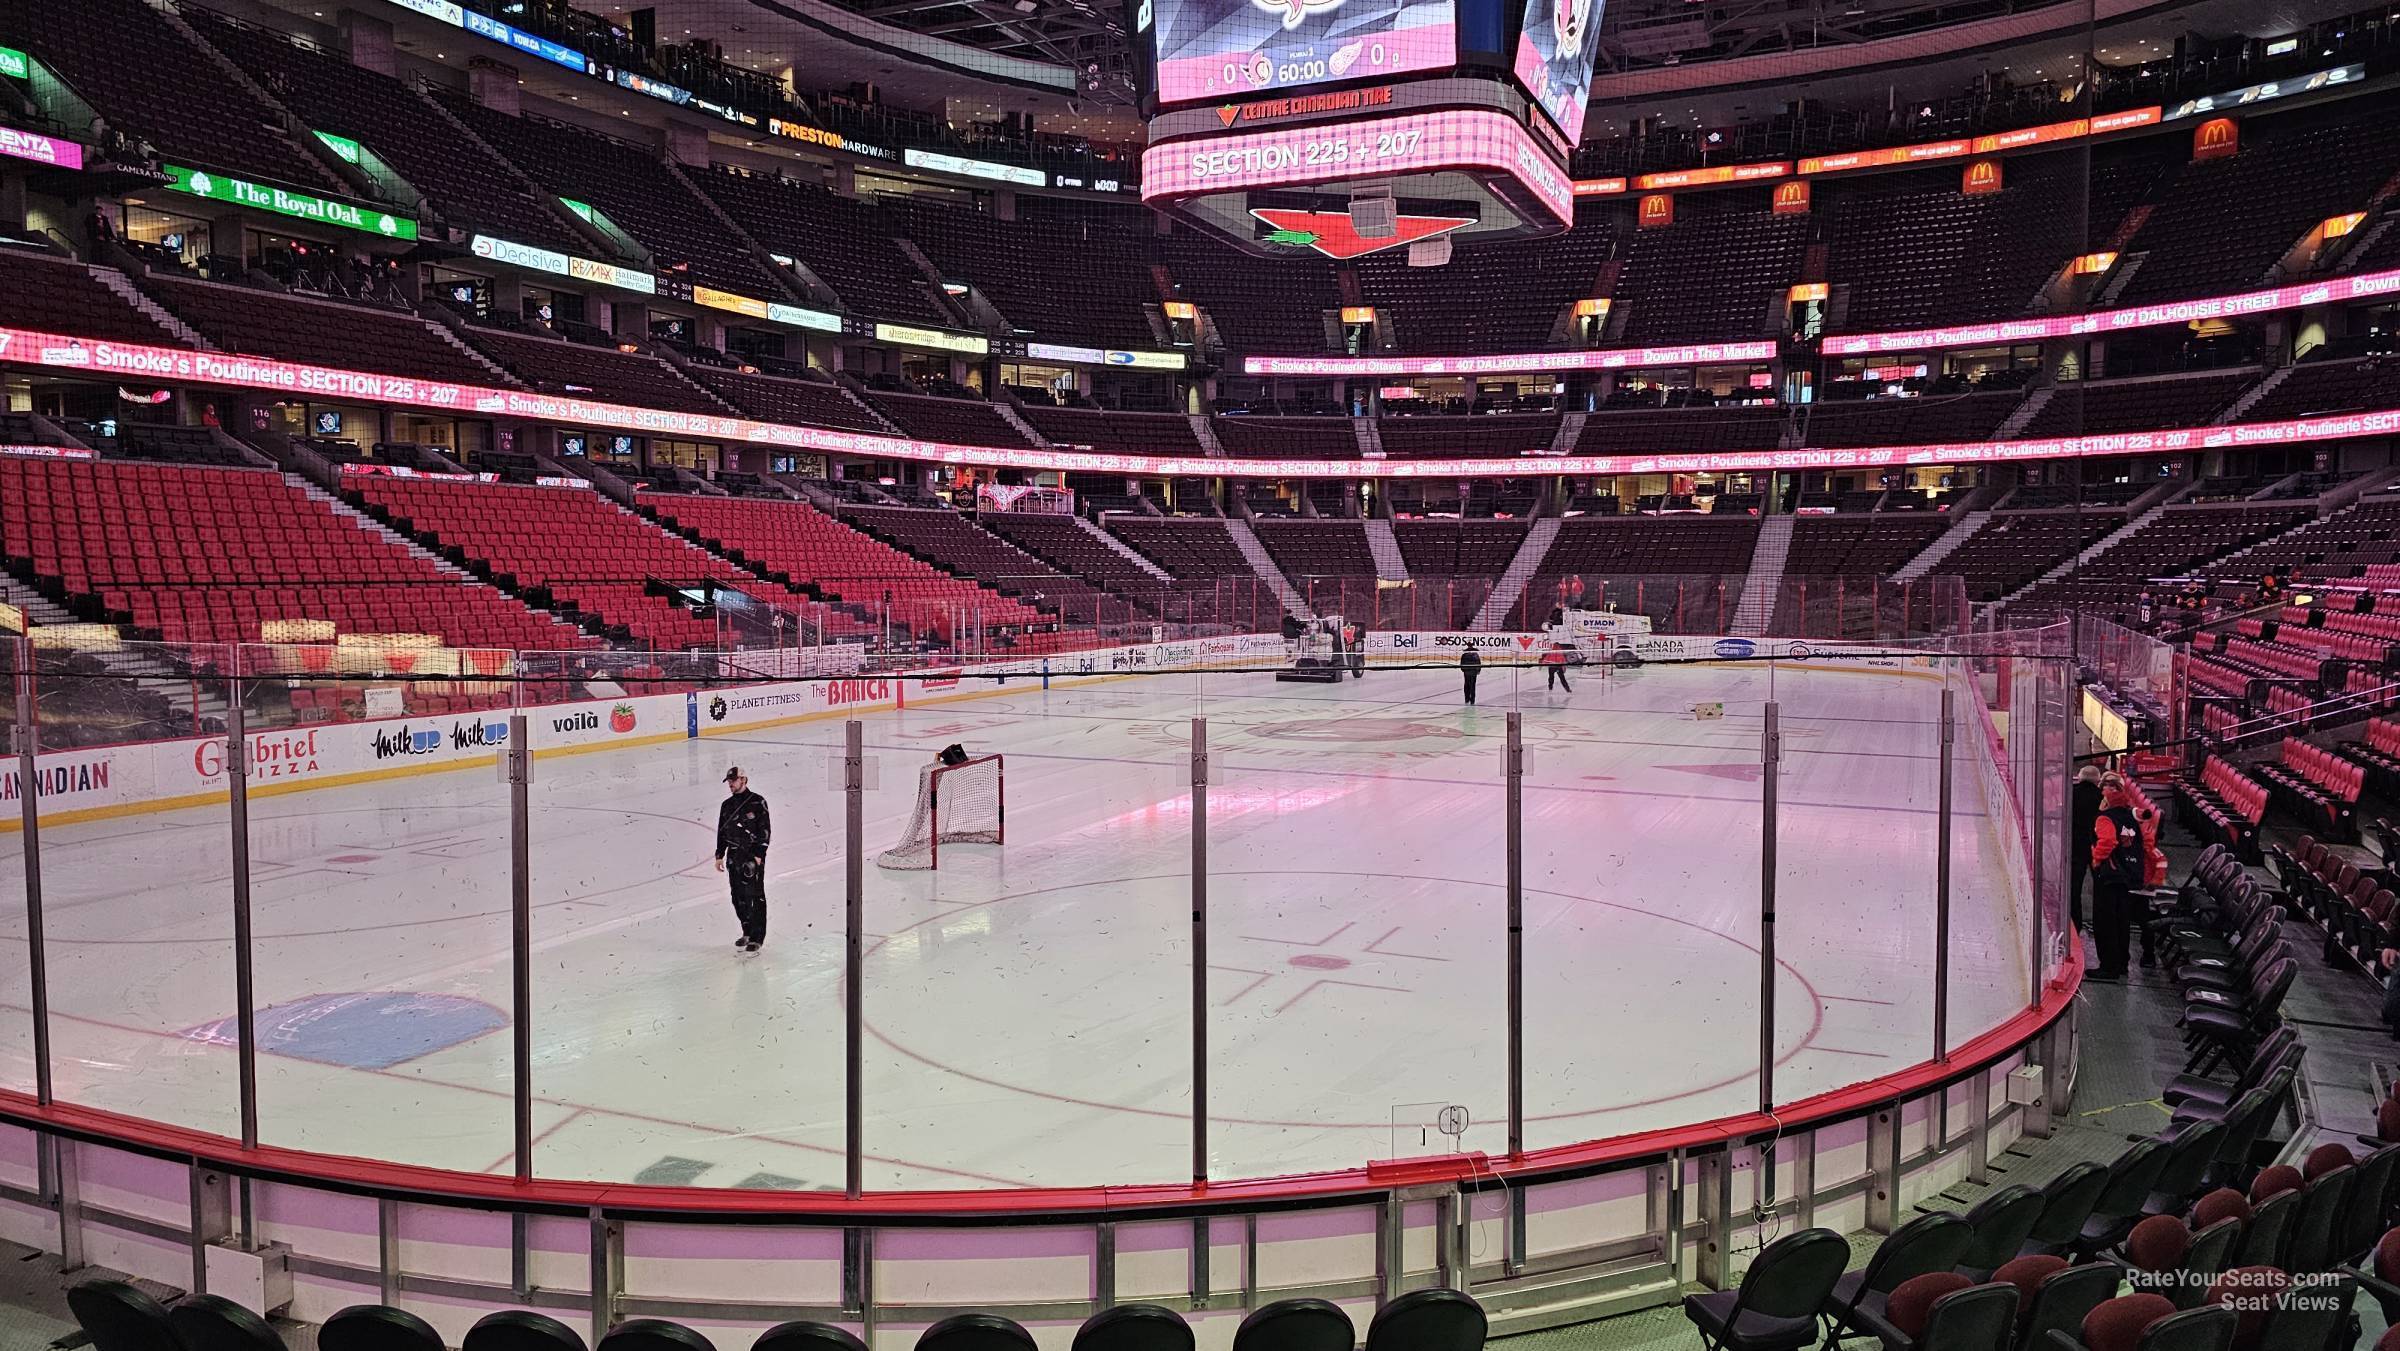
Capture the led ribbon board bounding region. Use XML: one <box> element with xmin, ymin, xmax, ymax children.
<box><xmin>1244</xmin><ymin>341</ymin><xmax>1774</xmax><ymax>376</ymax></box>
<box><xmin>1824</xmin><ymin>266</ymin><xmax>2400</xmax><ymax>355</ymax></box>
<box><xmin>1142</xmin><ymin>108</ymin><xmax>1575</xmax><ymax>228</ymax></box>
<box><xmin>5</xmin><ymin>325</ymin><xmax>2396</xmax><ymax>478</ymax></box>
<box><xmin>1026</xmin><ymin>343</ymin><xmax>1189</xmax><ymax>369</ymax></box>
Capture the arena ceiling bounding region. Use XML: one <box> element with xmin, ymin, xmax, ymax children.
<box><xmin>350</xmin><ymin>0</ymin><xmax>2375</xmax><ymax>130</ymax></box>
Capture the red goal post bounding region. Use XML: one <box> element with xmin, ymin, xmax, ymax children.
<box><xmin>876</xmin><ymin>753</ymin><xmax>1004</xmax><ymax>870</ymax></box>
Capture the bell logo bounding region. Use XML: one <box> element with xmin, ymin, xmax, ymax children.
<box><xmin>2194</xmin><ymin>117</ymin><xmax>2239</xmax><ymax>161</ymax></box>
<box><xmin>1962</xmin><ymin>159</ymin><xmax>2003</xmax><ymax>195</ymax></box>
<box><xmin>1638</xmin><ymin>193</ymin><xmax>1674</xmax><ymax>227</ymax></box>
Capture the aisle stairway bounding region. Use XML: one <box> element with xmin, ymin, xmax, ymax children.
<box><xmin>1364</xmin><ymin>518</ymin><xmax>1409</xmax><ymax>581</ymax></box>
<box><xmin>1469</xmin><ymin>517</ymin><xmax>1561</xmax><ymax>630</ymax></box>
<box><xmin>1728</xmin><ymin>515</ymin><xmax>1794</xmax><ymax>636</ymax></box>
<box><xmin>1075</xmin><ymin>516</ymin><xmax>1173</xmax><ymax>583</ymax></box>
<box><xmin>1893</xmin><ymin>510</ymin><xmax>1990</xmax><ymax>581</ymax></box>
<box><xmin>1226</xmin><ymin>519</ymin><xmax>1312</xmax><ymax>619</ymax></box>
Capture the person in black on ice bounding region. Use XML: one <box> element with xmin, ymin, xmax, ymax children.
<box><xmin>1459</xmin><ymin>645</ymin><xmax>1481</xmax><ymax>705</ymax></box>
<box><xmin>715</xmin><ymin>766</ymin><xmax>772</xmax><ymax>953</ymax></box>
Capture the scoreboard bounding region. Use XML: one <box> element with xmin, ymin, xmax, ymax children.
<box><xmin>1145</xmin><ymin>0</ymin><xmax>1458</xmax><ymax>102</ymax></box>
<box><xmin>1135</xmin><ymin>0</ymin><xmax>1604</xmax><ymax>258</ymax></box>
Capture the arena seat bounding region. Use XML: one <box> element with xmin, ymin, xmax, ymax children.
<box><xmin>0</xmin><ymin>0</ymin><xmax>343</xmax><ymax>191</ymax></box>
<box><xmin>461</xmin><ymin>327</ymin><xmax>730</xmax><ymax>416</ymax></box>
<box><xmin>687</xmin><ymin>366</ymin><xmax>894</xmax><ymax>436</ymax></box>
<box><xmin>180</xmin><ymin>9</ymin><xmax>587</xmax><ymax>252</ymax></box>
<box><xmin>894</xmin><ymin>195</ymin><xmax>1157</xmax><ymax>349</ymax></box>
<box><xmin>695</xmin><ymin>167</ymin><xmax>949</xmax><ymax>325</ymax></box>
<box><xmin>1019</xmin><ymin>406</ymin><xmax>1206</xmax><ymax>456</ymax></box>
<box><xmin>863</xmin><ymin>391</ymin><xmax>1038</xmax><ymax>447</ymax></box>
<box><xmin>839</xmin><ymin>505</ymin><xmax>1097</xmax><ymax>621</ymax></box>
<box><xmin>2175</xmin><ymin>755</ymin><xmax>2270</xmax><ymax>860</ymax></box>
<box><xmin>0</xmin><ymin>249</ymin><xmax>185</xmax><ymax>346</ymax></box>
<box><xmin>979</xmin><ymin>512</ymin><xmax>1174</xmax><ymax>602</ymax></box>
<box><xmin>140</xmin><ymin>273</ymin><xmax>505</xmax><ymax>387</ymax></box>
<box><xmin>645</xmin><ymin>496</ymin><xmax>1057</xmax><ymax>644</ymax></box>
<box><xmin>1611</xmin><ymin>210</ymin><xmax>1810</xmax><ymax>342</ymax></box>
<box><xmin>349</xmin><ymin>476</ymin><xmax>791</xmax><ymax>650</ymax></box>
<box><xmin>435</xmin><ymin>91</ymin><xmax>787</xmax><ymax>300</ymax></box>
<box><xmin>0</xmin><ymin>457</ymin><xmax>592</xmax><ymax>654</ymax></box>
<box><xmin>2110</xmin><ymin>104</ymin><xmax>2400</xmax><ymax>307</ymax></box>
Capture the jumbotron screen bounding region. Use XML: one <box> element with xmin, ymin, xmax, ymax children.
<box><xmin>1513</xmin><ymin>0</ymin><xmax>1603</xmax><ymax>141</ymax></box>
<box><xmin>1148</xmin><ymin>0</ymin><xmax>1457</xmax><ymax>105</ymax></box>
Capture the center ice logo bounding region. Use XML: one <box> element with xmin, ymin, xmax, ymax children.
<box><xmin>1252</xmin><ymin>0</ymin><xmax>1344</xmax><ymax>31</ymax></box>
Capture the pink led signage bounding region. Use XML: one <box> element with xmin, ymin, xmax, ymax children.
<box><xmin>1824</xmin><ymin>266</ymin><xmax>2400</xmax><ymax>355</ymax></box>
<box><xmin>0</xmin><ymin>126</ymin><xmax>83</xmax><ymax>170</ymax></box>
<box><xmin>1243</xmin><ymin>340</ymin><xmax>1775</xmax><ymax>376</ymax></box>
<box><xmin>4</xmin><ymin>325</ymin><xmax>2396</xmax><ymax>480</ymax></box>
<box><xmin>1141</xmin><ymin>108</ymin><xmax>1575</xmax><ymax>226</ymax></box>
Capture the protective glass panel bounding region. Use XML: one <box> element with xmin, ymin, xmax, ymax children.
<box><xmin>1521</xmin><ymin>622</ymin><xmax>1764</xmax><ymax>1149</ymax></box>
<box><xmin>1200</xmin><ymin>632</ymin><xmax>1507</xmax><ymax>1178</ymax></box>
<box><xmin>1945</xmin><ymin>649</ymin><xmax>2038</xmax><ymax>1057</ymax></box>
<box><xmin>0</xmin><ymin>638</ymin><xmax>33</xmax><ymax>1097</ymax></box>
<box><xmin>1772</xmin><ymin>641</ymin><xmax>1946</xmax><ymax>1101</ymax></box>
<box><xmin>858</xmin><ymin>643</ymin><xmax>1197</xmax><ymax>1190</ymax></box>
<box><xmin>520</xmin><ymin>649</ymin><xmax>847</xmax><ymax>1189</ymax></box>
<box><xmin>239</xmin><ymin>642</ymin><xmax>516</xmax><ymax>1170</ymax></box>
<box><xmin>36</xmin><ymin>640</ymin><xmax>238</xmax><ymax>1136</ymax></box>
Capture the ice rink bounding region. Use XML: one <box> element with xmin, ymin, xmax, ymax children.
<box><xmin>0</xmin><ymin>655</ymin><xmax>2031</xmax><ymax>1192</ymax></box>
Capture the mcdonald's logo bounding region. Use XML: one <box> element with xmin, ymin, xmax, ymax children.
<box><xmin>1962</xmin><ymin>158</ymin><xmax>2004</xmax><ymax>195</ymax></box>
<box><xmin>1638</xmin><ymin>193</ymin><xmax>1675</xmax><ymax>227</ymax></box>
<box><xmin>1771</xmin><ymin>181</ymin><xmax>1811</xmax><ymax>215</ymax></box>
<box><xmin>2193</xmin><ymin>117</ymin><xmax>2239</xmax><ymax>161</ymax></box>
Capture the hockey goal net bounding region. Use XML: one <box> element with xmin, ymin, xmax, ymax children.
<box><xmin>876</xmin><ymin>754</ymin><xmax>1004</xmax><ymax>870</ymax></box>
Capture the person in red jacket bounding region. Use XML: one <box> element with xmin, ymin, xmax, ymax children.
<box><xmin>2089</xmin><ymin>773</ymin><xmax>2146</xmax><ymax>980</ymax></box>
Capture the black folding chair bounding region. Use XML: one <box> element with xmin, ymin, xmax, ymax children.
<box><xmin>65</xmin><ymin>1279</ymin><xmax>177</xmax><ymax>1351</ymax></box>
<box><xmin>1680</xmin><ymin>1227</ymin><xmax>1851</xmax><ymax>1351</ymax></box>
<box><xmin>322</xmin><ymin>1305</ymin><xmax>445</xmax><ymax>1351</ymax></box>
<box><xmin>1823</xmin><ymin>1212</ymin><xmax>1975</xmax><ymax>1344</ymax></box>
<box><xmin>755</xmin><ymin>1323</ymin><xmax>867</xmax><ymax>1351</ymax></box>
<box><xmin>599</xmin><ymin>1320</ymin><xmax>716</xmax><ymax>1351</ymax></box>
<box><xmin>1956</xmin><ymin>1186</ymin><xmax>2045</xmax><ymax>1282</ymax></box>
<box><xmin>465</xmin><ymin>1309</ymin><xmax>592</xmax><ymax>1351</ymax></box>
<box><xmin>1363</xmin><ymin>1288</ymin><xmax>1484</xmax><ymax>1351</ymax></box>
<box><xmin>918</xmin><ymin>1314</ymin><xmax>1038</xmax><ymax>1351</ymax></box>
<box><xmin>170</xmin><ymin>1294</ymin><xmax>285</xmax><ymax>1351</ymax></box>
<box><xmin>1074</xmin><ymin>1303</ymin><xmax>1195</xmax><ymax>1351</ymax></box>
<box><xmin>1230</xmin><ymin>1298</ymin><xmax>1353</xmax><ymax>1351</ymax></box>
